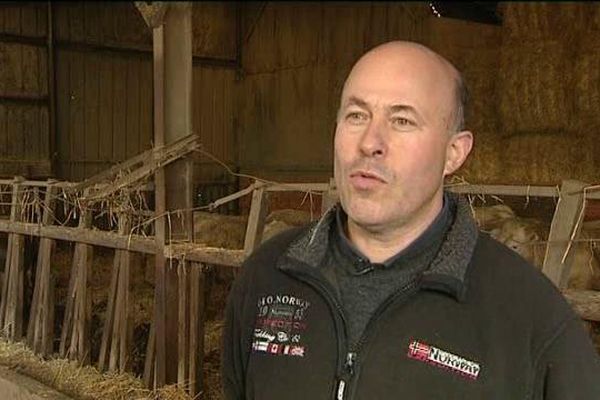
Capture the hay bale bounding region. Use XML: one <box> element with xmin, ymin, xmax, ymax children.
<box><xmin>461</xmin><ymin>51</ymin><xmax>501</xmax><ymax>133</ymax></box>
<box><xmin>457</xmin><ymin>130</ymin><xmax>501</xmax><ymax>184</ymax></box>
<box><xmin>498</xmin><ymin>40</ymin><xmax>572</xmax><ymax>134</ymax></box>
<box><xmin>593</xmin><ymin>4</ymin><xmax>600</xmax><ymax>31</ymax></box>
<box><xmin>193</xmin><ymin>212</ymin><xmax>247</xmax><ymax>249</ymax></box>
<box><xmin>500</xmin><ymin>133</ymin><xmax>596</xmax><ymax>185</ymax></box>
<box><xmin>573</xmin><ymin>36</ymin><xmax>600</xmax><ymax>129</ymax></box>
<box><xmin>193</xmin><ymin>209</ymin><xmax>315</xmax><ymax>250</ymax></box>
<box><xmin>500</xmin><ymin>3</ymin><xmax>586</xmax><ymax>42</ymax></box>
<box><xmin>263</xmin><ymin>220</ymin><xmax>293</xmax><ymax>242</ymax></box>
<box><xmin>265</xmin><ymin>209</ymin><xmax>313</xmax><ymax>226</ymax></box>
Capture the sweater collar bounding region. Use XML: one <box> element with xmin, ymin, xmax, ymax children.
<box><xmin>333</xmin><ymin>194</ymin><xmax>452</xmax><ymax>272</ymax></box>
<box><xmin>281</xmin><ymin>192</ymin><xmax>479</xmax><ymax>302</ymax></box>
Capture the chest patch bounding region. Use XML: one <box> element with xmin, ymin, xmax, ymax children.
<box><xmin>407</xmin><ymin>339</ymin><xmax>481</xmax><ymax>380</ymax></box>
<box><xmin>252</xmin><ymin>293</ymin><xmax>310</xmax><ymax>358</ymax></box>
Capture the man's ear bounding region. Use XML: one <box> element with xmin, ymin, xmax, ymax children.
<box><xmin>443</xmin><ymin>130</ymin><xmax>473</xmax><ymax>176</ymax></box>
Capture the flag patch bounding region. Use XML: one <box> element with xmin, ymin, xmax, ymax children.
<box><xmin>407</xmin><ymin>340</ymin><xmax>481</xmax><ymax>380</ymax></box>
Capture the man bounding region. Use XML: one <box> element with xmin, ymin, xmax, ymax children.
<box><xmin>222</xmin><ymin>41</ymin><xmax>600</xmax><ymax>399</ymax></box>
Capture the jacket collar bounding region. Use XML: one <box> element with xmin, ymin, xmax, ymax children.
<box><xmin>279</xmin><ymin>192</ymin><xmax>479</xmax><ymax>302</ymax></box>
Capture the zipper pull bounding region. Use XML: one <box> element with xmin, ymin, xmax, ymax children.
<box><xmin>345</xmin><ymin>352</ymin><xmax>356</xmax><ymax>375</ymax></box>
<box><xmin>336</xmin><ymin>379</ymin><xmax>346</xmax><ymax>400</ymax></box>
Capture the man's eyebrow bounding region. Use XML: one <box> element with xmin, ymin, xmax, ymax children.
<box><xmin>343</xmin><ymin>96</ymin><xmax>369</xmax><ymax>109</ymax></box>
<box><xmin>388</xmin><ymin>104</ymin><xmax>418</xmax><ymax>115</ymax></box>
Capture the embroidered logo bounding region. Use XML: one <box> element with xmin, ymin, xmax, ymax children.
<box><xmin>252</xmin><ymin>294</ymin><xmax>310</xmax><ymax>358</ymax></box>
<box><xmin>407</xmin><ymin>340</ymin><xmax>481</xmax><ymax>380</ymax></box>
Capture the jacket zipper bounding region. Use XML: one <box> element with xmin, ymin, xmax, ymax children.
<box><xmin>283</xmin><ymin>262</ymin><xmax>420</xmax><ymax>400</ymax></box>
<box><xmin>282</xmin><ymin>268</ymin><xmax>351</xmax><ymax>399</ymax></box>
<box><xmin>342</xmin><ymin>280</ymin><xmax>419</xmax><ymax>399</ymax></box>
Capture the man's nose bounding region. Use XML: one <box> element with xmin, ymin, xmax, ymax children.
<box><xmin>359</xmin><ymin>118</ymin><xmax>387</xmax><ymax>158</ymax></box>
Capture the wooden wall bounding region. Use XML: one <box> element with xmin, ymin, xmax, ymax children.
<box><xmin>0</xmin><ymin>3</ymin><xmax>50</xmax><ymax>177</ymax></box>
<box><xmin>238</xmin><ymin>2</ymin><xmax>430</xmax><ymax>182</ymax></box>
<box><xmin>0</xmin><ymin>2</ymin><xmax>238</xmax><ymax>184</ymax></box>
<box><xmin>54</xmin><ymin>2</ymin><xmax>238</xmax><ymax>182</ymax></box>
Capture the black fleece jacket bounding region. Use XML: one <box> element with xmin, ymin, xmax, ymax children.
<box><xmin>222</xmin><ymin>196</ymin><xmax>600</xmax><ymax>400</ymax></box>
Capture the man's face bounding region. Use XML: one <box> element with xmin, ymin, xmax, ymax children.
<box><xmin>334</xmin><ymin>45</ymin><xmax>463</xmax><ymax>232</ymax></box>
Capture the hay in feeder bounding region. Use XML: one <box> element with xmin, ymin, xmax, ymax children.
<box><xmin>193</xmin><ymin>212</ymin><xmax>247</xmax><ymax>249</ymax></box>
<box><xmin>0</xmin><ymin>337</ymin><xmax>192</xmax><ymax>400</ymax></box>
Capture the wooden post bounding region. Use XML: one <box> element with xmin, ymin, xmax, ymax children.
<box><xmin>0</xmin><ymin>177</ymin><xmax>25</xmax><ymax>340</ymax></box>
<box><xmin>542</xmin><ymin>180</ymin><xmax>587</xmax><ymax>289</ymax></box>
<box><xmin>243</xmin><ymin>183</ymin><xmax>269</xmax><ymax>257</ymax></box>
<box><xmin>27</xmin><ymin>181</ymin><xmax>57</xmax><ymax>356</ymax></box>
<box><xmin>188</xmin><ymin>262</ymin><xmax>205</xmax><ymax>397</ymax></box>
<box><xmin>177</xmin><ymin>261</ymin><xmax>189</xmax><ymax>386</ymax></box>
<box><xmin>140</xmin><ymin>1</ymin><xmax>194</xmax><ymax>389</ymax></box>
<box><xmin>151</xmin><ymin>20</ymin><xmax>168</xmax><ymax>389</ymax></box>
<box><xmin>98</xmin><ymin>213</ymin><xmax>132</xmax><ymax>373</ymax></box>
<box><xmin>59</xmin><ymin>189</ymin><xmax>93</xmax><ymax>363</ymax></box>
<box><xmin>162</xmin><ymin>2</ymin><xmax>195</xmax><ymax>385</ymax></box>
<box><xmin>143</xmin><ymin>320</ymin><xmax>156</xmax><ymax>388</ymax></box>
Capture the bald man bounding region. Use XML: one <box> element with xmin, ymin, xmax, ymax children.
<box><xmin>222</xmin><ymin>41</ymin><xmax>600</xmax><ymax>399</ymax></box>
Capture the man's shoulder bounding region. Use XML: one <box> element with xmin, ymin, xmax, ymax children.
<box><xmin>469</xmin><ymin>232</ymin><xmax>575</xmax><ymax>326</ymax></box>
<box><xmin>242</xmin><ymin>224</ymin><xmax>312</xmax><ymax>272</ymax></box>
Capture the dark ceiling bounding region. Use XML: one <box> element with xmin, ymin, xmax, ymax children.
<box><xmin>429</xmin><ymin>2</ymin><xmax>502</xmax><ymax>25</ymax></box>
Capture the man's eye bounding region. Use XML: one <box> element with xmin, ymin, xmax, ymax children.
<box><xmin>346</xmin><ymin>112</ymin><xmax>368</xmax><ymax>124</ymax></box>
<box><xmin>392</xmin><ymin>117</ymin><xmax>414</xmax><ymax>128</ymax></box>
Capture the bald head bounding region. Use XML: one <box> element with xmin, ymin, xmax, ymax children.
<box><xmin>340</xmin><ymin>41</ymin><xmax>467</xmax><ymax>133</ymax></box>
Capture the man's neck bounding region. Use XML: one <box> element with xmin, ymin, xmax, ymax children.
<box><xmin>346</xmin><ymin>196</ymin><xmax>443</xmax><ymax>264</ymax></box>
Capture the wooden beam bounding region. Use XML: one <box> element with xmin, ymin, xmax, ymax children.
<box><xmin>265</xmin><ymin>183</ymin><xmax>330</xmax><ymax>192</ymax></box>
<box><xmin>188</xmin><ymin>263</ymin><xmax>205</xmax><ymax>397</ymax></box>
<box><xmin>59</xmin><ymin>190</ymin><xmax>94</xmax><ymax>363</ymax></box>
<box><xmin>446</xmin><ymin>183</ymin><xmax>559</xmax><ymax>198</ymax></box>
<box><xmin>75</xmin><ymin>134</ymin><xmax>200</xmax><ymax>198</ymax></box>
<box><xmin>98</xmin><ymin>238</ymin><xmax>122</xmax><ymax>371</ymax></box>
<box><xmin>243</xmin><ymin>184</ymin><xmax>269</xmax><ymax>257</ymax></box>
<box><xmin>0</xmin><ymin>179</ymin><xmax>25</xmax><ymax>340</ymax></box>
<box><xmin>27</xmin><ymin>183</ymin><xmax>57</xmax><ymax>356</ymax></box>
<box><xmin>177</xmin><ymin>261</ymin><xmax>189</xmax><ymax>387</ymax></box>
<box><xmin>0</xmin><ymin>220</ymin><xmax>244</xmax><ymax>266</ymax></box>
<box><xmin>542</xmin><ymin>180</ymin><xmax>587</xmax><ymax>288</ymax></box>
<box><xmin>152</xmin><ymin>19</ymin><xmax>168</xmax><ymax>388</ymax></box>
<box><xmin>143</xmin><ymin>321</ymin><xmax>156</xmax><ymax>388</ymax></box>
<box><xmin>161</xmin><ymin>2</ymin><xmax>194</xmax><ymax>387</ymax></box>
<box><xmin>135</xmin><ymin>2</ymin><xmax>169</xmax><ymax>29</ymax></box>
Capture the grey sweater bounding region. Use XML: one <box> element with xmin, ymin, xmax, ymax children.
<box><xmin>329</xmin><ymin>196</ymin><xmax>453</xmax><ymax>347</ymax></box>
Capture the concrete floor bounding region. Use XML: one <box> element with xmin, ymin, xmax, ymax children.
<box><xmin>0</xmin><ymin>366</ymin><xmax>72</xmax><ymax>400</ymax></box>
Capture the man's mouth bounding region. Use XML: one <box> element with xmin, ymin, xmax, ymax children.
<box><xmin>349</xmin><ymin>170</ymin><xmax>387</xmax><ymax>189</ymax></box>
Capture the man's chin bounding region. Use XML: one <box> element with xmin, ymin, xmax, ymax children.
<box><xmin>346</xmin><ymin>206</ymin><xmax>388</xmax><ymax>230</ymax></box>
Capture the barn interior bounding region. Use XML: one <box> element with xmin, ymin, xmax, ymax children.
<box><xmin>0</xmin><ymin>2</ymin><xmax>599</xmax><ymax>399</ymax></box>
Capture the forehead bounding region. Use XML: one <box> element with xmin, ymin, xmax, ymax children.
<box><xmin>341</xmin><ymin>46</ymin><xmax>456</xmax><ymax>116</ymax></box>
